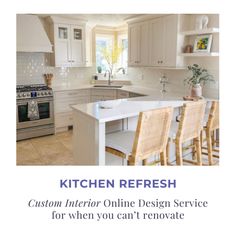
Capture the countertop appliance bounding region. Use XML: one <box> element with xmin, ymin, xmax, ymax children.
<box><xmin>16</xmin><ymin>84</ymin><xmax>54</xmax><ymax>141</ymax></box>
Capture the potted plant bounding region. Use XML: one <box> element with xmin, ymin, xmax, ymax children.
<box><xmin>185</xmin><ymin>64</ymin><xmax>214</xmax><ymax>97</ymax></box>
<box><xmin>97</xmin><ymin>66</ymin><xmax>102</xmax><ymax>73</ymax></box>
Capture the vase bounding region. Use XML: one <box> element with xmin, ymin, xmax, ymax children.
<box><xmin>202</xmin><ymin>15</ymin><xmax>209</xmax><ymax>29</ymax></box>
<box><xmin>195</xmin><ymin>15</ymin><xmax>209</xmax><ymax>30</ymax></box>
<box><xmin>191</xmin><ymin>84</ymin><xmax>202</xmax><ymax>97</ymax></box>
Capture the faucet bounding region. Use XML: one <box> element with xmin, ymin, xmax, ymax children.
<box><xmin>104</xmin><ymin>70</ymin><xmax>112</xmax><ymax>86</ymax></box>
<box><xmin>117</xmin><ymin>67</ymin><xmax>126</xmax><ymax>74</ymax></box>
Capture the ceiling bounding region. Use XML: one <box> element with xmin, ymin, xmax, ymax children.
<box><xmin>39</xmin><ymin>14</ymin><xmax>139</xmax><ymax>27</ymax></box>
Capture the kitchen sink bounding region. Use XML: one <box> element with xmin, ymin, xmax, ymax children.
<box><xmin>93</xmin><ymin>85</ymin><xmax>123</xmax><ymax>88</ymax></box>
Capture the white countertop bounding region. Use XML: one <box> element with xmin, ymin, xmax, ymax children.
<box><xmin>56</xmin><ymin>82</ymin><xmax>215</xmax><ymax>122</ymax></box>
<box><xmin>52</xmin><ymin>84</ymin><xmax>93</xmax><ymax>91</ymax></box>
<box><xmin>72</xmin><ymin>99</ymin><xmax>186</xmax><ymax>123</ymax></box>
<box><xmin>52</xmin><ymin>83</ymin><xmax>183</xmax><ymax>98</ymax></box>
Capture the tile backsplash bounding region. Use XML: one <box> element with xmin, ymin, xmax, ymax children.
<box><xmin>17</xmin><ymin>52</ymin><xmax>49</xmax><ymax>85</ymax></box>
<box><xmin>127</xmin><ymin>54</ymin><xmax>219</xmax><ymax>99</ymax></box>
<box><xmin>17</xmin><ymin>52</ymin><xmax>219</xmax><ymax>99</ymax></box>
<box><xmin>16</xmin><ymin>52</ymin><xmax>94</xmax><ymax>86</ymax></box>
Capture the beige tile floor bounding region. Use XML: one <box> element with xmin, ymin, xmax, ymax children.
<box><xmin>16</xmin><ymin>131</ymin><xmax>219</xmax><ymax>166</ymax></box>
<box><xmin>16</xmin><ymin>131</ymin><xmax>123</xmax><ymax>166</ymax></box>
<box><xmin>17</xmin><ymin>131</ymin><xmax>77</xmax><ymax>165</ymax></box>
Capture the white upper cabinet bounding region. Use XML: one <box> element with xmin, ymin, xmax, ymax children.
<box><xmin>70</xmin><ymin>25</ymin><xmax>85</xmax><ymax>67</ymax></box>
<box><xmin>48</xmin><ymin>16</ymin><xmax>92</xmax><ymax>67</ymax></box>
<box><xmin>149</xmin><ymin>15</ymin><xmax>179</xmax><ymax>67</ymax></box>
<box><xmin>128</xmin><ymin>22</ymin><xmax>149</xmax><ymax>66</ymax></box>
<box><xmin>149</xmin><ymin>17</ymin><xmax>164</xmax><ymax>66</ymax></box>
<box><xmin>163</xmin><ymin>15</ymin><xmax>178</xmax><ymax>67</ymax></box>
<box><xmin>54</xmin><ymin>24</ymin><xmax>71</xmax><ymax>67</ymax></box>
<box><xmin>54</xmin><ymin>24</ymin><xmax>85</xmax><ymax>67</ymax></box>
<box><xmin>85</xmin><ymin>26</ymin><xmax>93</xmax><ymax>67</ymax></box>
<box><xmin>128</xmin><ymin>24</ymin><xmax>139</xmax><ymax>65</ymax></box>
<box><xmin>128</xmin><ymin>15</ymin><xmax>184</xmax><ymax>68</ymax></box>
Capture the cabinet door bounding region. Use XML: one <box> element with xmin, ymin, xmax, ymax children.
<box><xmin>90</xmin><ymin>95</ymin><xmax>103</xmax><ymax>102</ymax></box>
<box><xmin>85</xmin><ymin>26</ymin><xmax>92</xmax><ymax>67</ymax></box>
<box><xmin>149</xmin><ymin>18</ymin><xmax>164</xmax><ymax>66</ymax></box>
<box><xmin>128</xmin><ymin>24</ymin><xmax>140</xmax><ymax>66</ymax></box>
<box><xmin>54</xmin><ymin>24</ymin><xmax>71</xmax><ymax>67</ymax></box>
<box><xmin>117</xmin><ymin>90</ymin><xmax>129</xmax><ymax>98</ymax></box>
<box><xmin>139</xmin><ymin>22</ymin><xmax>149</xmax><ymax>66</ymax></box>
<box><xmin>162</xmin><ymin>15</ymin><xmax>178</xmax><ymax>67</ymax></box>
<box><xmin>70</xmin><ymin>25</ymin><xmax>85</xmax><ymax>67</ymax></box>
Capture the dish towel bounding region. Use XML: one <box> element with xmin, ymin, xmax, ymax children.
<box><xmin>27</xmin><ymin>100</ymin><xmax>40</xmax><ymax>120</ymax></box>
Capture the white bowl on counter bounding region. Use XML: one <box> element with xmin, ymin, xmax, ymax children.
<box><xmin>99</xmin><ymin>100</ymin><xmax>122</xmax><ymax>109</ymax></box>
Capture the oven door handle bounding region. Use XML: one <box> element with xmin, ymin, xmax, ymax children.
<box><xmin>28</xmin><ymin>120</ymin><xmax>40</xmax><ymax>125</ymax></box>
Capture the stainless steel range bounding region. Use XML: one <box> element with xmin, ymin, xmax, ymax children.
<box><xmin>16</xmin><ymin>84</ymin><xmax>55</xmax><ymax>141</ymax></box>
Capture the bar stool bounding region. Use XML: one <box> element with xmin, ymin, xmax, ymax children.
<box><xmin>201</xmin><ymin>101</ymin><xmax>219</xmax><ymax>165</ymax></box>
<box><xmin>168</xmin><ymin>101</ymin><xmax>206</xmax><ymax>166</ymax></box>
<box><xmin>106</xmin><ymin>107</ymin><xmax>173</xmax><ymax>166</ymax></box>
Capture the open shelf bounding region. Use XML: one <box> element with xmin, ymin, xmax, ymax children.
<box><xmin>180</xmin><ymin>52</ymin><xmax>219</xmax><ymax>57</ymax></box>
<box><xmin>181</xmin><ymin>28</ymin><xmax>219</xmax><ymax>36</ymax></box>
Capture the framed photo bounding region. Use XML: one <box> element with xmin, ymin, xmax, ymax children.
<box><xmin>193</xmin><ymin>34</ymin><xmax>213</xmax><ymax>53</ymax></box>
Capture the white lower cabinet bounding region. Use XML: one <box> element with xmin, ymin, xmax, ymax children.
<box><xmin>90</xmin><ymin>89</ymin><xmax>117</xmax><ymax>102</ymax></box>
<box><xmin>54</xmin><ymin>89</ymin><xmax>90</xmax><ymax>132</ymax></box>
<box><xmin>54</xmin><ymin>88</ymin><xmax>144</xmax><ymax>133</ymax></box>
<box><xmin>129</xmin><ymin>92</ymin><xmax>144</xmax><ymax>97</ymax></box>
<box><xmin>117</xmin><ymin>90</ymin><xmax>130</xmax><ymax>98</ymax></box>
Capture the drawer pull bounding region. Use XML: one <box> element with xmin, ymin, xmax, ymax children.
<box><xmin>67</xmin><ymin>93</ymin><xmax>79</xmax><ymax>96</ymax></box>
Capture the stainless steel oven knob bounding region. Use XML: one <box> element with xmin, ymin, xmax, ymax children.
<box><xmin>23</xmin><ymin>93</ymin><xmax>26</xmax><ymax>97</ymax></box>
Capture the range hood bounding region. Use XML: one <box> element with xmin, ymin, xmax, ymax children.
<box><xmin>17</xmin><ymin>14</ymin><xmax>52</xmax><ymax>53</ymax></box>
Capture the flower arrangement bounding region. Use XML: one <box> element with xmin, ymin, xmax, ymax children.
<box><xmin>101</xmin><ymin>45</ymin><xmax>123</xmax><ymax>76</ymax></box>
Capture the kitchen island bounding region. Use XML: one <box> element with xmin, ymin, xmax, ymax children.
<box><xmin>72</xmin><ymin>95</ymin><xmax>186</xmax><ymax>165</ymax></box>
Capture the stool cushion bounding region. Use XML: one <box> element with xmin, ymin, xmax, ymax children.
<box><xmin>106</xmin><ymin>131</ymin><xmax>135</xmax><ymax>156</ymax></box>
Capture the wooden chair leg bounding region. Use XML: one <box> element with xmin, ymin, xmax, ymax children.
<box><xmin>206</xmin><ymin>130</ymin><xmax>213</xmax><ymax>165</ymax></box>
<box><xmin>160</xmin><ymin>151</ymin><xmax>167</xmax><ymax>166</ymax></box>
<box><xmin>194</xmin><ymin>136</ymin><xmax>202</xmax><ymax>166</ymax></box>
<box><xmin>166</xmin><ymin>141</ymin><xmax>170</xmax><ymax>164</ymax></box>
<box><xmin>211</xmin><ymin>130</ymin><xmax>215</xmax><ymax>148</ymax></box>
<box><xmin>128</xmin><ymin>155</ymin><xmax>135</xmax><ymax>166</ymax></box>
<box><xmin>142</xmin><ymin>159</ymin><xmax>148</xmax><ymax>166</ymax></box>
<box><xmin>200</xmin><ymin>130</ymin><xmax>204</xmax><ymax>152</ymax></box>
<box><xmin>176</xmin><ymin>140</ymin><xmax>183</xmax><ymax>165</ymax></box>
<box><xmin>192</xmin><ymin>139</ymin><xmax>197</xmax><ymax>161</ymax></box>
